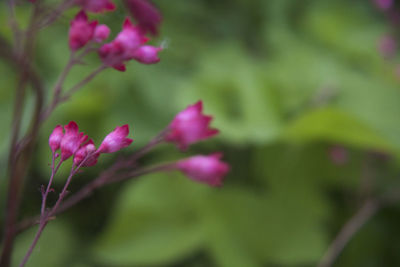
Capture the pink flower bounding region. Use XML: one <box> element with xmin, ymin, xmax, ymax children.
<box><xmin>93</xmin><ymin>24</ymin><xmax>111</xmax><ymax>43</ymax></box>
<box><xmin>75</xmin><ymin>0</ymin><xmax>116</xmax><ymax>13</ymax></box>
<box><xmin>73</xmin><ymin>139</ymin><xmax>99</xmax><ymax>167</ymax></box>
<box><xmin>69</xmin><ymin>11</ymin><xmax>98</xmax><ymax>51</ymax></box>
<box><xmin>49</xmin><ymin>125</ymin><xmax>64</xmax><ymax>152</ymax></box>
<box><xmin>378</xmin><ymin>34</ymin><xmax>396</xmax><ymax>59</ymax></box>
<box><xmin>97</xmin><ymin>125</ymin><xmax>133</xmax><ymax>153</ymax></box>
<box><xmin>132</xmin><ymin>45</ymin><xmax>162</xmax><ymax>64</ymax></box>
<box><xmin>99</xmin><ymin>18</ymin><xmax>148</xmax><ymax>71</ymax></box>
<box><xmin>123</xmin><ymin>0</ymin><xmax>162</xmax><ymax>35</ymax></box>
<box><xmin>329</xmin><ymin>146</ymin><xmax>348</xmax><ymax>165</ymax></box>
<box><xmin>60</xmin><ymin>121</ymin><xmax>86</xmax><ymax>161</ymax></box>
<box><xmin>373</xmin><ymin>0</ymin><xmax>393</xmax><ymax>11</ymax></box>
<box><xmin>177</xmin><ymin>153</ymin><xmax>230</xmax><ymax>186</ymax></box>
<box><xmin>165</xmin><ymin>101</ymin><xmax>219</xmax><ymax>150</ymax></box>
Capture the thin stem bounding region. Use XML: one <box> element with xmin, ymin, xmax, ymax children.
<box><xmin>1</xmin><ymin>5</ymin><xmax>41</xmax><ymax>266</ymax></box>
<box><xmin>16</xmin><ymin>162</ymin><xmax>178</xmax><ymax>233</ymax></box>
<box><xmin>63</xmin><ymin>64</ymin><xmax>107</xmax><ymax>99</ymax></box>
<box><xmin>7</xmin><ymin>0</ymin><xmax>22</xmax><ymax>52</ymax></box>
<box><xmin>41</xmin><ymin>156</ymin><xmax>63</xmax><ymax>215</ymax></box>
<box><xmin>39</xmin><ymin>0</ymin><xmax>74</xmax><ymax>28</ymax></box>
<box><xmin>19</xmin><ymin>153</ymin><xmax>93</xmax><ymax>266</ymax></box>
<box><xmin>317</xmin><ymin>199</ymin><xmax>380</xmax><ymax>267</ymax></box>
<box><xmin>40</xmin><ymin>64</ymin><xmax>107</xmax><ymax>122</ymax></box>
<box><xmin>19</xmin><ymin>222</ymin><xmax>47</xmax><ymax>267</ymax></box>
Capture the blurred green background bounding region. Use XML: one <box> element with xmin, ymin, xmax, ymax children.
<box><xmin>2</xmin><ymin>0</ymin><xmax>400</xmax><ymax>266</ymax></box>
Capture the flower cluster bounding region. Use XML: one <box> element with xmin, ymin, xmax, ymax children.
<box><xmin>68</xmin><ymin>0</ymin><xmax>162</xmax><ymax>71</ymax></box>
<box><xmin>49</xmin><ymin>121</ymin><xmax>133</xmax><ymax>167</ymax></box>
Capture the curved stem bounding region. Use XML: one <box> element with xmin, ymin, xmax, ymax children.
<box><xmin>317</xmin><ymin>199</ymin><xmax>380</xmax><ymax>267</ymax></box>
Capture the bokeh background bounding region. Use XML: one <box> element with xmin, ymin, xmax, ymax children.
<box><xmin>2</xmin><ymin>0</ymin><xmax>400</xmax><ymax>266</ymax></box>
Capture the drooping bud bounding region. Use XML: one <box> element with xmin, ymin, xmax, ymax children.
<box><xmin>93</xmin><ymin>24</ymin><xmax>111</xmax><ymax>43</ymax></box>
<box><xmin>73</xmin><ymin>139</ymin><xmax>99</xmax><ymax>167</ymax></box>
<box><xmin>69</xmin><ymin>11</ymin><xmax>98</xmax><ymax>51</ymax></box>
<box><xmin>49</xmin><ymin>125</ymin><xmax>64</xmax><ymax>152</ymax></box>
<box><xmin>177</xmin><ymin>153</ymin><xmax>229</xmax><ymax>186</ymax></box>
<box><xmin>75</xmin><ymin>0</ymin><xmax>116</xmax><ymax>13</ymax></box>
<box><xmin>123</xmin><ymin>0</ymin><xmax>162</xmax><ymax>35</ymax></box>
<box><xmin>165</xmin><ymin>101</ymin><xmax>219</xmax><ymax>150</ymax></box>
<box><xmin>97</xmin><ymin>124</ymin><xmax>133</xmax><ymax>153</ymax></box>
<box><xmin>60</xmin><ymin>121</ymin><xmax>85</xmax><ymax>161</ymax></box>
<box><xmin>132</xmin><ymin>45</ymin><xmax>162</xmax><ymax>64</ymax></box>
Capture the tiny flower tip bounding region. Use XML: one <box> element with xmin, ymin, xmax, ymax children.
<box><xmin>113</xmin><ymin>63</ymin><xmax>126</xmax><ymax>71</ymax></box>
<box><xmin>75</xmin><ymin>10</ymin><xmax>88</xmax><ymax>21</ymax></box>
<box><xmin>106</xmin><ymin>1</ymin><xmax>116</xmax><ymax>10</ymax></box>
<box><xmin>123</xmin><ymin>17</ymin><xmax>134</xmax><ymax>29</ymax></box>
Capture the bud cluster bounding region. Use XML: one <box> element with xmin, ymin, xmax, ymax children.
<box><xmin>67</xmin><ymin>0</ymin><xmax>163</xmax><ymax>71</ymax></box>
<box><xmin>49</xmin><ymin>121</ymin><xmax>133</xmax><ymax>167</ymax></box>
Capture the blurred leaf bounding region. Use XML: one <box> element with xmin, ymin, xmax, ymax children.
<box><xmin>283</xmin><ymin>107</ymin><xmax>393</xmax><ymax>152</ymax></box>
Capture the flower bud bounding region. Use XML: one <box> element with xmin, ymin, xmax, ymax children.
<box><xmin>97</xmin><ymin>124</ymin><xmax>133</xmax><ymax>153</ymax></box>
<box><xmin>94</xmin><ymin>24</ymin><xmax>111</xmax><ymax>43</ymax></box>
<box><xmin>75</xmin><ymin>0</ymin><xmax>116</xmax><ymax>13</ymax></box>
<box><xmin>177</xmin><ymin>153</ymin><xmax>229</xmax><ymax>186</ymax></box>
<box><xmin>60</xmin><ymin>121</ymin><xmax>85</xmax><ymax>161</ymax></box>
<box><xmin>98</xmin><ymin>18</ymin><xmax>149</xmax><ymax>71</ymax></box>
<box><xmin>69</xmin><ymin>11</ymin><xmax>98</xmax><ymax>51</ymax></box>
<box><xmin>132</xmin><ymin>45</ymin><xmax>162</xmax><ymax>64</ymax></box>
<box><xmin>123</xmin><ymin>0</ymin><xmax>162</xmax><ymax>36</ymax></box>
<box><xmin>165</xmin><ymin>101</ymin><xmax>219</xmax><ymax>150</ymax></box>
<box><xmin>374</xmin><ymin>0</ymin><xmax>393</xmax><ymax>11</ymax></box>
<box><xmin>49</xmin><ymin>125</ymin><xmax>64</xmax><ymax>152</ymax></box>
<box><xmin>73</xmin><ymin>139</ymin><xmax>99</xmax><ymax>167</ymax></box>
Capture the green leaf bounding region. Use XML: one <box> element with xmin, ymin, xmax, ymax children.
<box><xmin>283</xmin><ymin>107</ymin><xmax>393</xmax><ymax>152</ymax></box>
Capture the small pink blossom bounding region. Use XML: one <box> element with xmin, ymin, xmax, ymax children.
<box><xmin>123</xmin><ymin>0</ymin><xmax>162</xmax><ymax>35</ymax></box>
<box><xmin>73</xmin><ymin>139</ymin><xmax>99</xmax><ymax>167</ymax></box>
<box><xmin>329</xmin><ymin>146</ymin><xmax>348</xmax><ymax>165</ymax></box>
<box><xmin>165</xmin><ymin>101</ymin><xmax>219</xmax><ymax>150</ymax></box>
<box><xmin>60</xmin><ymin>121</ymin><xmax>85</xmax><ymax>161</ymax></box>
<box><xmin>93</xmin><ymin>24</ymin><xmax>111</xmax><ymax>43</ymax></box>
<box><xmin>99</xmin><ymin>18</ymin><xmax>149</xmax><ymax>71</ymax></box>
<box><xmin>75</xmin><ymin>0</ymin><xmax>116</xmax><ymax>13</ymax></box>
<box><xmin>49</xmin><ymin>125</ymin><xmax>64</xmax><ymax>152</ymax></box>
<box><xmin>132</xmin><ymin>45</ymin><xmax>162</xmax><ymax>64</ymax></box>
<box><xmin>373</xmin><ymin>0</ymin><xmax>393</xmax><ymax>11</ymax></box>
<box><xmin>69</xmin><ymin>11</ymin><xmax>98</xmax><ymax>51</ymax></box>
<box><xmin>378</xmin><ymin>34</ymin><xmax>396</xmax><ymax>59</ymax></box>
<box><xmin>177</xmin><ymin>153</ymin><xmax>229</xmax><ymax>186</ymax></box>
<box><xmin>97</xmin><ymin>124</ymin><xmax>133</xmax><ymax>153</ymax></box>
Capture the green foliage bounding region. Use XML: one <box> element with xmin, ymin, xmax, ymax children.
<box><xmin>2</xmin><ymin>0</ymin><xmax>400</xmax><ymax>266</ymax></box>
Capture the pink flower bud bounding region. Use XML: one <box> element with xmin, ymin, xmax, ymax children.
<box><xmin>94</xmin><ymin>24</ymin><xmax>111</xmax><ymax>43</ymax></box>
<box><xmin>69</xmin><ymin>11</ymin><xmax>98</xmax><ymax>51</ymax></box>
<box><xmin>97</xmin><ymin>125</ymin><xmax>133</xmax><ymax>153</ymax></box>
<box><xmin>49</xmin><ymin>125</ymin><xmax>64</xmax><ymax>152</ymax></box>
<box><xmin>75</xmin><ymin>0</ymin><xmax>116</xmax><ymax>13</ymax></box>
<box><xmin>378</xmin><ymin>34</ymin><xmax>396</xmax><ymax>59</ymax></box>
<box><xmin>165</xmin><ymin>101</ymin><xmax>219</xmax><ymax>150</ymax></box>
<box><xmin>60</xmin><ymin>121</ymin><xmax>85</xmax><ymax>161</ymax></box>
<box><xmin>123</xmin><ymin>0</ymin><xmax>162</xmax><ymax>36</ymax></box>
<box><xmin>132</xmin><ymin>45</ymin><xmax>162</xmax><ymax>64</ymax></box>
<box><xmin>98</xmin><ymin>18</ymin><xmax>149</xmax><ymax>71</ymax></box>
<box><xmin>73</xmin><ymin>139</ymin><xmax>99</xmax><ymax>167</ymax></box>
<box><xmin>177</xmin><ymin>153</ymin><xmax>230</xmax><ymax>186</ymax></box>
<box><xmin>373</xmin><ymin>0</ymin><xmax>393</xmax><ymax>11</ymax></box>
